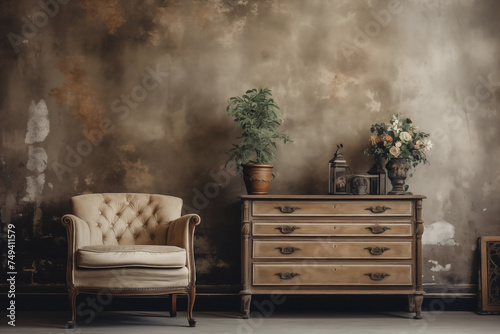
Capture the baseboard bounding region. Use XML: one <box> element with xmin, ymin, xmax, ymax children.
<box><xmin>0</xmin><ymin>283</ymin><xmax>478</xmax><ymax>295</ymax></box>
<box><xmin>423</xmin><ymin>283</ymin><xmax>477</xmax><ymax>298</ymax></box>
<box><xmin>0</xmin><ymin>284</ymin><xmax>240</xmax><ymax>294</ymax></box>
<box><xmin>1</xmin><ymin>284</ymin><xmax>478</xmax><ymax>312</ymax></box>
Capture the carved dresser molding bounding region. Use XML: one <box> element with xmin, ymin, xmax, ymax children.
<box><xmin>478</xmin><ymin>236</ymin><xmax>500</xmax><ymax>314</ymax></box>
<box><xmin>240</xmin><ymin>195</ymin><xmax>426</xmax><ymax>319</ymax></box>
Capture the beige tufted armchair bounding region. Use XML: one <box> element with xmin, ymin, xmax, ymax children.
<box><xmin>61</xmin><ymin>193</ymin><xmax>201</xmax><ymax>328</ymax></box>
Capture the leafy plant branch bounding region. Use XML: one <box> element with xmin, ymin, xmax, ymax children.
<box><xmin>226</xmin><ymin>87</ymin><xmax>292</xmax><ymax>172</ymax></box>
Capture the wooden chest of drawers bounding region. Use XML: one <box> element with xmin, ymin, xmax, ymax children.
<box><xmin>240</xmin><ymin>195</ymin><xmax>425</xmax><ymax>318</ymax></box>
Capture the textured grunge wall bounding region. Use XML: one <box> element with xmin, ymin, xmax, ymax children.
<box><xmin>1</xmin><ymin>0</ymin><xmax>499</xmax><ymax>291</ymax></box>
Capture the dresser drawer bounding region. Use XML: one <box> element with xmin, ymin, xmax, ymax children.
<box><xmin>253</xmin><ymin>200</ymin><xmax>412</xmax><ymax>217</ymax></box>
<box><xmin>253</xmin><ymin>263</ymin><xmax>413</xmax><ymax>286</ymax></box>
<box><xmin>253</xmin><ymin>241</ymin><xmax>412</xmax><ymax>259</ymax></box>
<box><xmin>253</xmin><ymin>222</ymin><xmax>412</xmax><ymax>237</ymax></box>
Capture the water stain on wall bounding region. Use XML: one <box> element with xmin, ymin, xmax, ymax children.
<box><xmin>194</xmin><ymin>234</ymin><xmax>230</xmax><ymax>277</ymax></box>
<box><xmin>49</xmin><ymin>57</ymin><xmax>106</xmax><ymax>136</ymax></box>
<box><xmin>147</xmin><ymin>1</ymin><xmax>184</xmax><ymax>48</ymax></box>
<box><xmin>79</xmin><ymin>0</ymin><xmax>126</xmax><ymax>35</ymax></box>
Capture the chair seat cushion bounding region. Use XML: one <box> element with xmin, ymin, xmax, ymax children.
<box><xmin>74</xmin><ymin>267</ymin><xmax>189</xmax><ymax>289</ymax></box>
<box><xmin>77</xmin><ymin>245</ymin><xmax>186</xmax><ymax>269</ymax></box>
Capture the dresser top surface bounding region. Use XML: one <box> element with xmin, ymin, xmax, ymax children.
<box><xmin>240</xmin><ymin>195</ymin><xmax>426</xmax><ymax>200</ymax></box>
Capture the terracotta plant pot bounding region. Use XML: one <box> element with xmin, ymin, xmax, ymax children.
<box><xmin>242</xmin><ymin>164</ymin><xmax>274</xmax><ymax>195</ymax></box>
<box><xmin>385</xmin><ymin>158</ymin><xmax>409</xmax><ymax>195</ymax></box>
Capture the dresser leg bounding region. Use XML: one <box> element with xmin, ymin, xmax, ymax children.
<box><xmin>414</xmin><ymin>295</ymin><xmax>423</xmax><ymax>319</ymax></box>
<box><xmin>241</xmin><ymin>294</ymin><xmax>251</xmax><ymax>319</ymax></box>
<box><xmin>408</xmin><ymin>295</ymin><xmax>415</xmax><ymax>313</ymax></box>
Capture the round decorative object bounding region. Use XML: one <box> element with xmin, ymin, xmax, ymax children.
<box><xmin>351</xmin><ymin>175</ymin><xmax>369</xmax><ymax>195</ymax></box>
<box><xmin>385</xmin><ymin>158</ymin><xmax>409</xmax><ymax>195</ymax></box>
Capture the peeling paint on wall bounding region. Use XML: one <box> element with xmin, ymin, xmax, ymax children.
<box><xmin>25</xmin><ymin>100</ymin><xmax>50</xmax><ymax>145</ymax></box>
<box><xmin>26</xmin><ymin>146</ymin><xmax>48</xmax><ymax>173</ymax></box>
<box><xmin>422</xmin><ymin>221</ymin><xmax>458</xmax><ymax>246</ymax></box>
<box><xmin>22</xmin><ymin>100</ymin><xmax>49</xmax><ymax>236</ymax></box>
<box><xmin>429</xmin><ymin>260</ymin><xmax>451</xmax><ymax>272</ymax></box>
<box><xmin>23</xmin><ymin>174</ymin><xmax>46</xmax><ymax>202</ymax></box>
<box><xmin>365</xmin><ymin>89</ymin><xmax>381</xmax><ymax>113</ymax></box>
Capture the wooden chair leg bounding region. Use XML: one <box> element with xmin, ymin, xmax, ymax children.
<box><xmin>66</xmin><ymin>288</ymin><xmax>78</xmax><ymax>328</ymax></box>
<box><xmin>186</xmin><ymin>286</ymin><xmax>196</xmax><ymax>327</ymax></box>
<box><xmin>170</xmin><ymin>294</ymin><xmax>177</xmax><ymax>317</ymax></box>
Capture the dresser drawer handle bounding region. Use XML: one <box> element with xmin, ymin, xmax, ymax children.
<box><xmin>275</xmin><ymin>247</ymin><xmax>301</xmax><ymax>254</ymax></box>
<box><xmin>365</xmin><ymin>206</ymin><xmax>392</xmax><ymax>213</ymax></box>
<box><xmin>275</xmin><ymin>272</ymin><xmax>300</xmax><ymax>280</ymax></box>
<box><xmin>275</xmin><ymin>226</ymin><xmax>301</xmax><ymax>234</ymax></box>
<box><xmin>364</xmin><ymin>273</ymin><xmax>390</xmax><ymax>281</ymax></box>
<box><xmin>365</xmin><ymin>226</ymin><xmax>391</xmax><ymax>234</ymax></box>
<box><xmin>364</xmin><ymin>247</ymin><xmax>390</xmax><ymax>255</ymax></box>
<box><xmin>275</xmin><ymin>206</ymin><xmax>301</xmax><ymax>214</ymax></box>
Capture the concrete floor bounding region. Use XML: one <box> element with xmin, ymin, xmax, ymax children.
<box><xmin>1</xmin><ymin>311</ymin><xmax>499</xmax><ymax>334</ymax></box>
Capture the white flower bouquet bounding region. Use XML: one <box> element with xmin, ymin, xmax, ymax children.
<box><xmin>365</xmin><ymin>114</ymin><xmax>432</xmax><ymax>168</ymax></box>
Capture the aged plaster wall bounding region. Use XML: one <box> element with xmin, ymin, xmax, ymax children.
<box><xmin>1</xmin><ymin>0</ymin><xmax>499</xmax><ymax>290</ymax></box>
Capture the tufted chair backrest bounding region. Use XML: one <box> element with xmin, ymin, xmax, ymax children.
<box><xmin>71</xmin><ymin>193</ymin><xmax>183</xmax><ymax>246</ymax></box>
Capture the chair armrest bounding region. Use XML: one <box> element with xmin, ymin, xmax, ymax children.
<box><xmin>62</xmin><ymin>214</ymin><xmax>92</xmax><ymax>250</ymax></box>
<box><xmin>167</xmin><ymin>214</ymin><xmax>201</xmax><ymax>284</ymax></box>
<box><xmin>61</xmin><ymin>214</ymin><xmax>92</xmax><ymax>286</ymax></box>
<box><xmin>167</xmin><ymin>214</ymin><xmax>201</xmax><ymax>249</ymax></box>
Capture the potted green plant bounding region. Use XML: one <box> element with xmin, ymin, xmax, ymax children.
<box><xmin>226</xmin><ymin>87</ymin><xmax>292</xmax><ymax>194</ymax></box>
